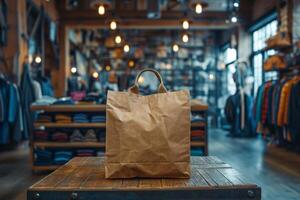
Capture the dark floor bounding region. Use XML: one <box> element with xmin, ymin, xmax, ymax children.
<box><xmin>1</xmin><ymin>129</ymin><xmax>300</xmax><ymax>200</ymax></box>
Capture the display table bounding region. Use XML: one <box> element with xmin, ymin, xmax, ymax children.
<box><xmin>27</xmin><ymin>156</ymin><xmax>261</xmax><ymax>200</ymax></box>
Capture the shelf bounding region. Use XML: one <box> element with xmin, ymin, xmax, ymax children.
<box><xmin>31</xmin><ymin>101</ymin><xmax>208</xmax><ymax>112</ymax></box>
<box><xmin>31</xmin><ymin>104</ymin><xmax>106</xmax><ymax>112</ymax></box>
<box><xmin>191</xmin><ymin>122</ymin><xmax>206</xmax><ymax>128</ymax></box>
<box><xmin>191</xmin><ymin>141</ymin><xmax>206</xmax><ymax>147</ymax></box>
<box><xmin>33</xmin><ymin>142</ymin><xmax>105</xmax><ymax>148</ymax></box>
<box><xmin>34</xmin><ymin>123</ymin><xmax>106</xmax><ymax>128</ymax></box>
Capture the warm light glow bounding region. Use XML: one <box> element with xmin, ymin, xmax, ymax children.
<box><xmin>172</xmin><ymin>44</ymin><xmax>179</xmax><ymax>52</ymax></box>
<box><xmin>233</xmin><ymin>2</ymin><xmax>239</xmax><ymax>7</ymax></box>
<box><xmin>98</xmin><ymin>5</ymin><xmax>105</xmax><ymax>15</ymax></box>
<box><xmin>71</xmin><ymin>67</ymin><xmax>77</xmax><ymax>74</ymax></box>
<box><xmin>123</xmin><ymin>44</ymin><xmax>130</xmax><ymax>52</ymax></box>
<box><xmin>92</xmin><ymin>71</ymin><xmax>99</xmax><ymax>79</ymax></box>
<box><xmin>231</xmin><ymin>16</ymin><xmax>238</xmax><ymax>23</ymax></box>
<box><xmin>115</xmin><ymin>35</ymin><xmax>122</xmax><ymax>44</ymax></box>
<box><xmin>138</xmin><ymin>76</ymin><xmax>145</xmax><ymax>84</ymax></box>
<box><xmin>35</xmin><ymin>56</ymin><xmax>42</xmax><ymax>63</ymax></box>
<box><xmin>182</xmin><ymin>20</ymin><xmax>189</xmax><ymax>30</ymax></box>
<box><xmin>105</xmin><ymin>65</ymin><xmax>111</xmax><ymax>71</ymax></box>
<box><xmin>128</xmin><ymin>60</ymin><xmax>135</xmax><ymax>68</ymax></box>
<box><xmin>110</xmin><ymin>20</ymin><xmax>117</xmax><ymax>30</ymax></box>
<box><xmin>182</xmin><ymin>34</ymin><xmax>189</xmax><ymax>43</ymax></box>
<box><xmin>195</xmin><ymin>3</ymin><xmax>203</xmax><ymax>14</ymax></box>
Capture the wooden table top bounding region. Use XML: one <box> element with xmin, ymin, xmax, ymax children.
<box><xmin>28</xmin><ymin>156</ymin><xmax>261</xmax><ymax>200</ymax></box>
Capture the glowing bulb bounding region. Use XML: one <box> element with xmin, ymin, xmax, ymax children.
<box><xmin>98</xmin><ymin>5</ymin><xmax>105</xmax><ymax>15</ymax></box>
<box><xmin>115</xmin><ymin>35</ymin><xmax>122</xmax><ymax>44</ymax></box>
<box><xmin>128</xmin><ymin>60</ymin><xmax>135</xmax><ymax>68</ymax></box>
<box><xmin>182</xmin><ymin>20</ymin><xmax>189</xmax><ymax>30</ymax></box>
<box><xmin>92</xmin><ymin>71</ymin><xmax>99</xmax><ymax>79</ymax></box>
<box><xmin>233</xmin><ymin>2</ymin><xmax>239</xmax><ymax>7</ymax></box>
<box><xmin>138</xmin><ymin>76</ymin><xmax>144</xmax><ymax>84</ymax></box>
<box><xmin>231</xmin><ymin>16</ymin><xmax>238</xmax><ymax>23</ymax></box>
<box><xmin>105</xmin><ymin>65</ymin><xmax>111</xmax><ymax>71</ymax></box>
<box><xmin>123</xmin><ymin>44</ymin><xmax>130</xmax><ymax>52</ymax></box>
<box><xmin>195</xmin><ymin>3</ymin><xmax>202</xmax><ymax>14</ymax></box>
<box><xmin>182</xmin><ymin>34</ymin><xmax>189</xmax><ymax>43</ymax></box>
<box><xmin>209</xmin><ymin>74</ymin><xmax>215</xmax><ymax>80</ymax></box>
<box><xmin>71</xmin><ymin>67</ymin><xmax>77</xmax><ymax>74</ymax></box>
<box><xmin>110</xmin><ymin>20</ymin><xmax>117</xmax><ymax>30</ymax></box>
<box><xmin>172</xmin><ymin>44</ymin><xmax>179</xmax><ymax>52</ymax></box>
<box><xmin>35</xmin><ymin>56</ymin><xmax>42</xmax><ymax>63</ymax></box>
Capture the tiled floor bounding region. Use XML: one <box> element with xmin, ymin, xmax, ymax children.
<box><xmin>1</xmin><ymin>129</ymin><xmax>300</xmax><ymax>199</ymax></box>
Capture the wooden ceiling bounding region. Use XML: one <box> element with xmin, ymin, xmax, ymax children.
<box><xmin>56</xmin><ymin>0</ymin><xmax>235</xmax><ymax>29</ymax></box>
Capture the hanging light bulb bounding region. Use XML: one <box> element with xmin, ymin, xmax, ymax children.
<box><xmin>71</xmin><ymin>67</ymin><xmax>77</xmax><ymax>74</ymax></box>
<box><xmin>105</xmin><ymin>65</ymin><xmax>111</xmax><ymax>71</ymax></box>
<box><xmin>195</xmin><ymin>3</ymin><xmax>203</xmax><ymax>14</ymax></box>
<box><xmin>35</xmin><ymin>56</ymin><xmax>42</xmax><ymax>63</ymax></box>
<box><xmin>182</xmin><ymin>20</ymin><xmax>189</xmax><ymax>30</ymax></box>
<box><xmin>123</xmin><ymin>44</ymin><xmax>130</xmax><ymax>52</ymax></box>
<box><xmin>110</xmin><ymin>20</ymin><xmax>117</xmax><ymax>30</ymax></box>
<box><xmin>233</xmin><ymin>2</ymin><xmax>239</xmax><ymax>8</ymax></box>
<box><xmin>128</xmin><ymin>60</ymin><xmax>135</xmax><ymax>68</ymax></box>
<box><xmin>231</xmin><ymin>16</ymin><xmax>238</xmax><ymax>23</ymax></box>
<box><xmin>92</xmin><ymin>71</ymin><xmax>99</xmax><ymax>79</ymax></box>
<box><xmin>182</xmin><ymin>33</ymin><xmax>189</xmax><ymax>43</ymax></box>
<box><xmin>115</xmin><ymin>35</ymin><xmax>122</xmax><ymax>44</ymax></box>
<box><xmin>172</xmin><ymin>44</ymin><xmax>179</xmax><ymax>52</ymax></box>
<box><xmin>98</xmin><ymin>4</ymin><xmax>105</xmax><ymax>15</ymax></box>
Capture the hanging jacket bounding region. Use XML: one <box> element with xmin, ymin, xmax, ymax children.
<box><xmin>0</xmin><ymin>77</ymin><xmax>10</xmax><ymax>144</ymax></box>
<box><xmin>20</xmin><ymin>63</ymin><xmax>36</xmax><ymax>140</ymax></box>
<box><xmin>287</xmin><ymin>81</ymin><xmax>300</xmax><ymax>143</ymax></box>
<box><xmin>8</xmin><ymin>84</ymin><xmax>22</xmax><ymax>142</ymax></box>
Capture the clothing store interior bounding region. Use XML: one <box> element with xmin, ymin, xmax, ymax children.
<box><xmin>1</xmin><ymin>0</ymin><xmax>300</xmax><ymax>199</ymax></box>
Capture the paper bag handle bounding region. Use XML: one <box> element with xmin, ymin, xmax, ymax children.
<box><xmin>129</xmin><ymin>68</ymin><xmax>168</xmax><ymax>94</ymax></box>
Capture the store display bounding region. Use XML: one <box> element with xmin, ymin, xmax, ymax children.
<box><xmin>106</xmin><ymin>69</ymin><xmax>191</xmax><ymax>178</ymax></box>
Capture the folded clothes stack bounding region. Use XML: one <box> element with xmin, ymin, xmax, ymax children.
<box><xmin>84</xmin><ymin>129</ymin><xmax>97</xmax><ymax>142</ymax></box>
<box><xmin>76</xmin><ymin>149</ymin><xmax>95</xmax><ymax>157</ymax></box>
<box><xmin>34</xmin><ymin>130</ymin><xmax>49</xmax><ymax>141</ymax></box>
<box><xmin>191</xmin><ymin>115</ymin><xmax>205</xmax><ymax>123</ymax></box>
<box><xmin>96</xmin><ymin>151</ymin><xmax>105</xmax><ymax>157</ymax></box>
<box><xmin>91</xmin><ymin>115</ymin><xmax>106</xmax><ymax>123</ymax></box>
<box><xmin>70</xmin><ymin>129</ymin><xmax>84</xmax><ymax>142</ymax></box>
<box><xmin>53</xmin><ymin>97</ymin><xmax>75</xmax><ymax>105</ymax></box>
<box><xmin>98</xmin><ymin>132</ymin><xmax>105</xmax><ymax>142</ymax></box>
<box><xmin>35</xmin><ymin>149</ymin><xmax>53</xmax><ymax>166</ymax></box>
<box><xmin>32</xmin><ymin>96</ymin><xmax>57</xmax><ymax>106</ymax></box>
<box><xmin>51</xmin><ymin>132</ymin><xmax>69</xmax><ymax>142</ymax></box>
<box><xmin>55</xmin><ymin>114</ymin><xmax>72</xmax><ymax>123</ymax></box>
<box><xmin>73</xmin><ymin>113</ymin><xmax>89</xmax><ymax>123</ymax></box>
<box><xmin>54</xmin><ymin>151</ymin><xmax>73</xmax><ymax>165</ymax></box>
<box><xmin>190</xmin><ymin>148</ymin><xmax>204</xmax><ymax>156</ymax></box>
<box><xmin>191</xmin><ymin>130</ymin><xmax>205</xmax><ymax>141</ymax></box>
<box><xmin>36</xmin><ymin>113</ymin><xmax>53</xmax><ymax>123</ymax></box>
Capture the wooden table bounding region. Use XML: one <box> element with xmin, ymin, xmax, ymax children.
<box><xmin>27</xmin><ymin>157</ymin><xmax>261</xmax><ymax>200</ymax></box>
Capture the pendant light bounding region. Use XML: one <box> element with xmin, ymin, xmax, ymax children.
<box><xmin>182</xmin><ymin>20</ymin><xmax>189</xmax><ymax>30</ymax></box>
<box><xmin>123</xmin><ymin>44</ymin><xmax>130</xmax><ymax>52</ymax></box>
<box><xmin>98</xmin><ymin>4</ymin><xmax>105</xmax><ymax>15</ymax></box>
<box><xmin>35</xmin><ymin>55</ymin><xmax>42</xmax><ymax>63</ymax></box>
<box><xmin>92</xmin><ymin>71</ymin><xmax>99</xmax><ymax>79</ymax></box>
<box><xmin>182</xmin><ymin>33</ymin><xmax>189</xmax><ymax>43</ymax></box>
<box><xmin>110</xmin><ymin>20</ymin><xmax>117</xmax><ymax>30</ymax></box>
<box><xmin>71</xmin><ymin>67</ymin><xmax>77</xmax><ymax>74</ymax></box>
<box><xmin>172</xmin><ymin>44</ymin><xmax>179</xmax><ymax>52</ymax></box>
<box><xmin>115</xmin><ymin>35</ymin><xmax>122</xmax><ymax>44</ymax></box>
<box><xmin>195</xmin><ymin>3</ymin><xmax>202</xmax><ymax>14</ymax></box>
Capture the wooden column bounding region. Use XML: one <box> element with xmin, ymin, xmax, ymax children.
<box><xmin>3</xmin><ymin>0</ymin><xmax>27</xmax><ymax>81</ymax></box>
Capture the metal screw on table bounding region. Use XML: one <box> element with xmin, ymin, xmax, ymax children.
<box><xmin>71</xmin><ymin>192</ymin><xmax>78</xmax><ymax>200</ymax></box>
<box><xmin>248</xmin><ymin>190</ymin><xmax>255</xmax><ymax>198</ymax></box>
<box><xmin>34</xmin><ymin>193</ymin><xmax>40</xmax><ymax>200</ymax></box>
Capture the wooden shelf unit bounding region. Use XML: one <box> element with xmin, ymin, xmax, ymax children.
<box><xmin>30</xmin><ymin>101</ymin><xmax>208</xmax><ymax>171</ymax></box>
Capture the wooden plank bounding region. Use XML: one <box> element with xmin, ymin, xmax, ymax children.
<box><xmin>34</xmin><ymin>122</ymin><xmax>106</xmax><ymax>128</ymax></box>
<box><xmin>196</xmin><ymin>168</ymin><xmax>218</xmax><ymax>186</ymax></box>
<box><xmin>33</xmin><ymin>142</ymin><xmax>105</xmax><ymax>148</ymax></box>
<box><xmin>139</xmin><ymin>179</ymin><xmax>162</xmax><ymax>189</ymax></box>
<box><xmin>161</xmin><ymin>179</ymin><xmax>186</xmax><ymax>188</ymax></box>
<box><xmin>217</xmin><ymin>169</ymin><xmax>245</xmax><ymax>186</ymax></box>
<box><xmin>31</xmin><ymin>104</ymin><xmax>106</xmax><ymax>112</ymax></box>
<box><xmin>202</xmin><ymin>169</ymin><xmax>233</xmax><ymax>186</ymax></box>
<box><xmin>186</xmin><ymin>166</ymin><xmax>209</xmax><ymax>187</ymax></box>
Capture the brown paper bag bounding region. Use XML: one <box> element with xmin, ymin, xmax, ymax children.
<box><xmin>105</xmin><ymin>69</ymin><xmax>190</xmax><ymax>179</ymax></box>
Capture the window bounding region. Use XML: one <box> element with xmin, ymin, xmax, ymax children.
<box><xmin>223</xmin><ymin>47</ymin><xmax>237</xmax><ymax>95</ymax></box>
<box><xmin>252</xmin><ymin>19</ymin><xmax>277</xmax><ymax>93</ymax></box>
